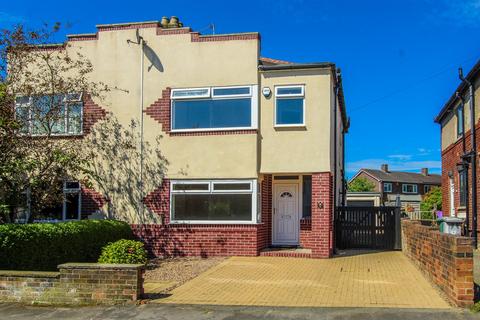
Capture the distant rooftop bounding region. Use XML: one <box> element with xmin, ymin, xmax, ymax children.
<box><xmin>356</xmin><ymin>164</ymin><xmax>441</xmax><ymax>185</ymax></box>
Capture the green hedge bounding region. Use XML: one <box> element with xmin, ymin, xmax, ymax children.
<box><xmin>98</xmin><ymin>239</ymin><xmax>148</xmax><ymax>264</ymax></box>
<box><xmin>0</xmin><ymin>220</ymin><xmax>133</xmax><ymax>271</ymax></box>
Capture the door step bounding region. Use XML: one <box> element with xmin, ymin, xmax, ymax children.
<box><xmin>259</xmin><ymin>247</ymin><xmax>312</xmax><ymax>258</ymax></box>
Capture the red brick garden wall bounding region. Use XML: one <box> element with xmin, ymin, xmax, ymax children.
<box><xmin>310</xmin><ymin>172</ymin><xmax>334</xmax><ymax>258</ymax></box>
<box><xmin>401</xmin><ymin>219</ymin><xmax>474</xmax><ymax>307</ymax></box>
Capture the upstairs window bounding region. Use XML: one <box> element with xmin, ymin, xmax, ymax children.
<box><xmin>457</xmin><ymin>105</ymin><xmax>464</xmax><ymax>137</ymax></box>
<box><xmin>15</xmin><ymin>93</ymin><xmax>83</xmax><ymax>136</ymax></box>
<box><xmin>383</xmin><ymin>182</ymin><xmax>392</xmax><ymax>193</ymax></box>
<box><xmin>171</xmin><ymin>85</ymin><xmax>257</xmax><ymax>131</ymax></box>
<box><xmin>424</xmin><ymin>185</ymin><xmax>432</xmax><ymax>194</ymax></box>
<box><xmin>275</xmin><ymin>85</ymin><xmax>305</xmax><ymax>126</ymax></box>
<box><xmin>402</xmin><ymin>184</ymin><xmax>418</xmax><ymax>194</ymax></box>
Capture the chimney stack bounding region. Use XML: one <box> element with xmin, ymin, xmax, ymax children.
<box><xmin>381</xmin><ymin>164</ymin><xmax>389</xmax><ymax>172</ymax></box>
<box><xmin>421</xmin><ymin>168</ymin><xmax>429</xmax><ymax>176</ymax></box>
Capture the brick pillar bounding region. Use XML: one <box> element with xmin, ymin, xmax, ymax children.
<box><xmin>311</xmin><ymin>172</ymin><xmax>333</xmax><ymax>258</ymax></box>
<box><xmin>258</xmin><ymin>174</ymin><xmax>272</xmax><ymax>251</ymax></box>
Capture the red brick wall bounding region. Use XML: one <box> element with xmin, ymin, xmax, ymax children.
<box><xmin>258</xmin><ymin>175</ymin><xmax>272</xmax><ymax>251</ymax></box>
<box><xmin>401</xmin><ymin>219</ymin><xmax>474</xmax><ymax>307</ymax></box>
<box><xmin>441</xmin><ymin>121</ymin><xmax>480</xmax><ymax>235</ymax></box>
<box><xmin>311</xmin><ymin>172</ymin><xmax>334</xmax><ymax>258</ymax></box>
<box><xmin>83</xmin><ymin>94</ymin><xmax>107</xmax><ymax>135</ymax></box>
<box><xmin>81</xmin><ymin>188</ymin><xmax>106</xmax><ymax>219</ymax></box>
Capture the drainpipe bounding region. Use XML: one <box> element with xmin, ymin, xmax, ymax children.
<box><xmin>459</xmin><ymin>68</ymin><xmax>477</xmax><ymax>248</ymax></box>
<box><xmin>456</xmin><ymin>92</ymin><xmax>469</xmax><ymax>235</ymax></box>
<box><xmin>332</xmin><ymin>67</ymin><xmax>340</xmax><ymax>211</ymax></box>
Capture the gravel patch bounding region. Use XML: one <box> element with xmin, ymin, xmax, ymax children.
<box><xmin>144</xmin><ymin>257</ymin><xmax>226</xmax><ymax>293</ymax></box>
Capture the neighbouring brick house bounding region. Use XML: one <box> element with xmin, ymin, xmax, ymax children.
<box><xmin>16</xmin><ymin>18</ymin><xmax>348</xmax><ymax>258</ymax></box>
<box><xmin>435</xmin><ymin>59</ymin><xmax>480</xmax><ymax>235</ymax></box>
<box><xmin>348</xmin><ymin>164</ymin><xmax>441</xmax><ymax>211</ymax></box>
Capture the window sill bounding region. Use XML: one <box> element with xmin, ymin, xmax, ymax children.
<box><xmin>169</xmin><ymin>129</ymin><xmax>257</xmax><ymax>136</ymax></box>
<box><xmin>168</xmin><ymin>221</ymin><xmax>260</xmax><ymax>225</ymax></box>
<box><xmin>274</xmin><ymin>124</ymin><xmax>306</xmax><ymax>131</ymax></box>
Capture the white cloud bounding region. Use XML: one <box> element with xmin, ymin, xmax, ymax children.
<box><xmin>428</xmin><ymin>0</ymin><xmax>480</xmax><ymax>26</ymax></box>
<box><xmin>388</xmin><ymin>154</ymin><xmax>412</xmax><ymax>161</ymax></box>
<box><xmin>346</xmin><ymin>158</ymin><xmax>441</xmax><ymax>174</ymax></box>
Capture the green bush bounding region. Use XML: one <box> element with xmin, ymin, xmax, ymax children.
<box><xmin>0</xmin><ymin>220</ymin><xmax>133</xmax><ymax>271</ymax></box>
<box><xmin>98</xmin><ymin>239</ymin><xmax>147</xmax><ymax>264</ymax></box>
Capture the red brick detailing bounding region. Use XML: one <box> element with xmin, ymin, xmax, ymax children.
<box><xmin>310</xmin><ymin>172</ymin><xmax>334</xmax><ymax>258</ymax></box>
<box><xmin>131</xmin><ymin>224</ymin><xmax>260</xmax><ymax>258</ymax></box>
<box><xmin>156</xmin><ymin>28</ymin><xmax>191</xmax><ymax>36</ymax></box>
<box><xmin>441</xmin><ymin>121</ymin><xmax>480</xmax><ymax>236</ymax></box>
<box><xmin>300</xmin><ymin>217</ymin><xmax>314</xmax><ymax>249</ymax></box>
<box><xmin>143</xmin><ymin>179</ymin><xmax>170</xmax><ymax>223</ymax></box>
<box><xmin>83</xmin><ymin>95</ymin><xmax>107</xmax><ymax>135</ymax></box>
<box><xmin>259</xmin><ymin>250</ymin><xmax>311</xmax><ymax>258</ymax></box>
<box><xmin>144</xmin><ymin>88</ymin><xmax>171</xmax><ymax>133</ymax></box>
<box><xmin>81</xmin><ymin>188</ymin><xmax>106</xmax><ymax>219</ymax></box>
<box><xmin>68</xmin><ymin>34</ymin><xmax>98</xmax><ymax>41</ymax></box>
<box><xmin>258</xmin><ymin>175</ymin><xmax>272</xmax><ymax>251</ymax></box>
<box><xmin>402</xmin><ymin>219</ymin><xmax>474</xmax><ymax>307</ymax></box>
<box><xmin>190</xmin><ymin>32</ymin><xmax>260</xmax><ymax>42</ymax></box>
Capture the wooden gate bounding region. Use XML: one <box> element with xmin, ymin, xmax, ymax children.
<box><xmin>334</xmin><ymin>206</ymin><xmax>401</xmax><ymax>250</ymax></box>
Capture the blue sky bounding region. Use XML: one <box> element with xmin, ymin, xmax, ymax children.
<box><xmin>2</xmin><ymin>0</ymin><xmax>479</xmax><ymax>178</ymax></box>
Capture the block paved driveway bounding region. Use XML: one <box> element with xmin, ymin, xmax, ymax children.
<box><xmin>153</xmin><ymin>251</ymin><xmax>450</xmax><ymax>308</ymax></box>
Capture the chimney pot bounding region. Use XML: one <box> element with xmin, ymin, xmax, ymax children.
<box><xmin>381</xmin><ymin>164</ymin><xmax>389</xmax><ymax>172</ymax></box>
<box><xmin>421</xmin><ymin>168</ymin><xmax>429</xmax><ymax>176</ymax></box>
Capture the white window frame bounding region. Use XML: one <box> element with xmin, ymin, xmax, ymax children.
<box><xmin>424</xmin><ymin>185</ymin><xmax>432</xmax><ymax>194</ymax></box>
<box><xmin>170</xmin><ymin>85</ymin><xmax>258</xmax><ymax>133</ymax></box>
<box><xmin>170</xmin><ymin>179</ymin><xmax>258</xmax><ymax>224</ymax></box>
<box><xmin>274</xmin><ymin>85</ymin><xmax>305</xmax><ymax>127</ymax></box>
<box><xmin>402</xmin><ymin>184</ymin><xmax>418</xmax><ymax>194</ymax></box>
<box><xmin>15</xmin><ymin>93</ymin><xmax>84</xmax><ymax>136</ymax></box>
<box><xmin>170</xmin><ymin>87</ymin><xmax>210</xmax><ymax>99</ymax></box>
<box><xmin>383</xmin><ymin>182</ymin><xmax>392</xmax><ymax>193</ymax></box>
<box><xmin>62</xmin><ymin>181</ymin><xmax>82</xmax><ymax>221</ymax></box>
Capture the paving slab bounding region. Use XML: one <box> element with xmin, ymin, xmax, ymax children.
<box><xmin>153</xmin><ymin>251</ymin><xmax>450</xmax><ymax>308</ymax></box>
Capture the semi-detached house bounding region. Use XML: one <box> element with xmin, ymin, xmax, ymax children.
<box><xmin>19</xmin><ymin>19</ymin><xmax>348</xmax><ymax>258</ymax></box>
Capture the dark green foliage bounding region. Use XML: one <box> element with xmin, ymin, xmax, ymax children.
<box><xmin>98</xmin><ymin>239</ymin><xmax>147</xmax><ymax>264</ymax></box>
<box><xmin>348</xmin><ymin>177</ymin><xmax>376</xmax><ymax>192</ymax></box>
<box><xmin>0</xmin><ymin>220</ymin><xmax>133</xmax><ymax>271</ymax></box>
<box><xmin>420</xmin><ymin>186</ymin><xmax>442</xmax><ymax>219</ymax></box>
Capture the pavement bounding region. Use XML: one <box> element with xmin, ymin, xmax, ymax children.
<box><xmin>151</xmin><ymin>252</ymin><xmax>450</xmax><ymax>309</ymax></box>
<box><xmin>0</xmin><ymin>303</ymin><xmax>477</xmax><ymax>320</ymax></box>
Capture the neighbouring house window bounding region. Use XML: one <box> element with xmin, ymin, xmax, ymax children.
<box><xmin>402</xmin><ymin>184</ymin><xmax>418</xmax><ymax>194</ymax></box>
<box><xmin>459</xmin><ymin>170</ymin><xmax>467</xmax><ymax>207</ymax></box>
<box><xmin>275</xmin><ymin>85</ymin><xmax>305</xmax><ymax>126</ymax></box>
<box><xmin>302</xmin><ymin>175</ymin><xmax>312</xmax><ymax>218</ymax></box>
<box><xmin>457</xmin><ymin>105</ymin><xmax>464</xmax><ymax>137</ymax></box>
<box><xmin>32</xmin><ymin>181</ymin><xmax>81</xmax><ymax>222</ymax></box>
<box><xmin>424</xmin><ymin>185</ymin><xmax>432</xmax><ymax>194</ymax></box>
<box><xmin>15</xmin><ymin>93</ymin><xmax>83</xmax><ymax>135</ymax></box>
<box><xmin>383</xmin><ymin>182</ymin><xmax>392</xmax><ymax>193</ymax></box>
<box><xmin>170</xmin><ymin>86</ymin><xmax>257</xmax><ymax>131</ymax></box>
<box><xmin>170</xmin><ymin>180</ymin><xmax>257</xmax><ymax>223</ymax></box>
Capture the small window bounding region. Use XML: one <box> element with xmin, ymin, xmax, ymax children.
<box><xmin>171</xmin><ymin>88</ymin><xmax>210</xmax><ymax>99</ymax></box>
<box><xmin>275</xmin><ymin>85</ymin><xmax>305</xmax><ymax>126</ymax></box>
<box><xmin>383</xmin><ymin>183</ymin><xmax>392</xmax><ymax>193</ymax></box>
<box><xmin>457</xmin><ymin>105</ymin><xmax>464</xmax><ymax>137</ymax></box>
<box><xmin>402</xmin><ymin>184</ymin><xmax>418</xmax><ymax>194</ymax></box>
<box><xmin>213</xmin><ymin>182</ymin><xmax>252</xmax><ymax>192</ymax></box>
<box><xmin>302</xmin><ymin>175</ymin><xmax>312</xmax><ymax>218</ymax></box>
<box><xmin>212</xmin><ymin>87</ymin><xmax>250</xmax><ymax>97</ymax></box>
<box><xmin>172</xmin><ymin>183</ymin><xmax>210</xmax><ymax>192</ymax></box>
<box><xmin>459</xmin><ymin>170</ymin><xmax>467</xmax><ymax>207</ymax></box>
<box><xmin>424</xmin><ymin>185</ymin><xmax>432</xmax><ymax>194</ymax></box>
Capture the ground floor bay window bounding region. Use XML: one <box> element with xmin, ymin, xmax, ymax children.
<box><xmin>170</xmin><ymin>180</ymin><xmax>258</xmax><ymax>223</ymax></box>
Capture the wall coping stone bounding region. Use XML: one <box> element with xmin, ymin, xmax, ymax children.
<box><xmin>58</xmin><ymin>263</ymin><xmax>145</xmax><ymax>270</ymax></box>
<box><xmin>0</xmin><ymin>270</ymin><xmax>60</xmax><ymax>278</ymax></box>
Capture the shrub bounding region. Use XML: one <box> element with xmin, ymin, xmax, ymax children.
<box><xmin>0</xmin><ymin>220</ymin><xmax>133</xmax><ymax>271</ymax></box>
<box><xmin>98</xmin><ymin>239</ymin><xmax>147</xmax><ymax>264</ymax></box>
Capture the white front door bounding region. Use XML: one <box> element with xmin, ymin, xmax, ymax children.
<box><xmin>273</xmin><ymin>184</ymin><xmax>299</xmax><ymax>245</ymax></box>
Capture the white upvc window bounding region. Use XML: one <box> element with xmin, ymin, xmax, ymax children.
<box><xmin>383</xmin><ymin>182</ymin><xmax>392</xmax><ymax>193</ymax></box>
<box><xmin>170</xmin><ymin>179</ymin><xmax>257</xmax><ymax>224</ymax></box>
<box><xmin>170</xmin><ymin>85</ymin><xmax>258</xmax><ymax>132</ymax></box>
<box><xmin>402</xmin><ymin>184</ymin><xmax>418</xmax><ymax>194</ymax></box>
<box><xmin>275</xmin><ymin>85</ymin><xmax>305</xmax><ymax>127</ymax></box>
<box><xmin>15</xmin><ymin>93</ymin><xmax>83</xmax><ymax>136</ymax></box>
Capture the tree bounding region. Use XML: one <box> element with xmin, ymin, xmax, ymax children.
<box><xmin>0</xmin><ymin>23</ymin><xmax>108</xmax><ymax>222</ymax></box>
<box><xmin>420</xmin><ymin>186</ymin><xmax>442</xmax><ymax>219</ymax></box>
<box><xmin>348</xmin><ymin>177</ymin><xmax>376</xmax><ymax>192</ymax></box>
